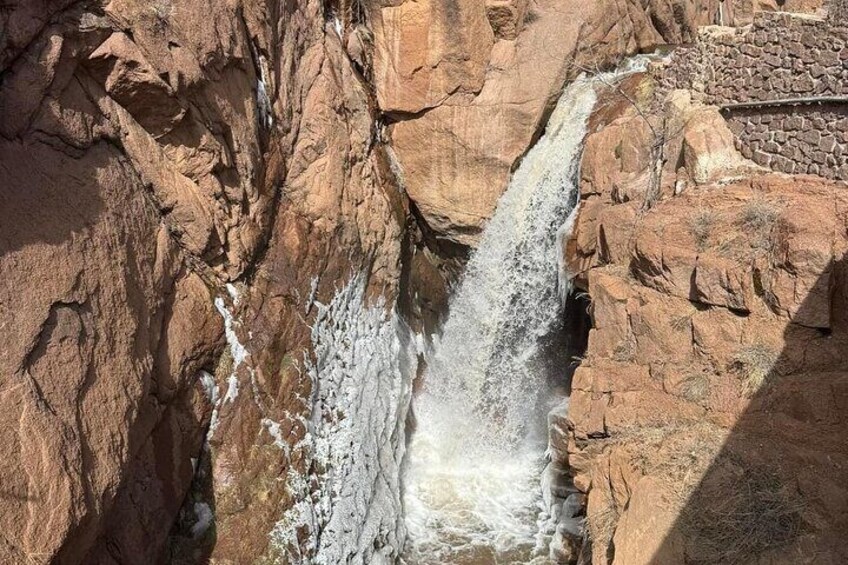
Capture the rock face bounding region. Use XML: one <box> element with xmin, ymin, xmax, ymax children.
<box><xmin>1</xmin><ymin>0</ymin><xmax>404</xmax><ymax>562</ymax></box>
<box><xmin>2</xmin><ymin>0</ymin><xmax>842</xmax><ymax>563</ymax></box>
<box><xmin>661</xmin><ymin>12</ymin><xmax>848</xmax><ymax>179</ymax></box>
<box><xmin>374</xmin><ymin>0</ymin><xmax>721</xmax><ymax>246</ymax></box>
<box><xmin>561</xmin><ymin>63</ymin><xmax>848</xmax><ymax>563</ymax></box>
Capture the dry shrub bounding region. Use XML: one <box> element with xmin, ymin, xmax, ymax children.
<box><xmin>150</xmin><ymin>0</ymin><xmax>172</xmax><ymax>19</ymax></box>
<box><xmin>606</xmin><ymin>423</ymin><xmax>725</xmax><ymax>485</ymax></box>
<box><xmin>730</xmin><ymin>344</ymin><xmax>777</xmax><ymax>397</ymax></box>
<box><xmin>688</xmin><ymin>209</ymin><xmax>718</xmax><ymax>251</ymax></box>
<box><xmin>612</xmin><ymin>335</ymin><xmax>637</xmax><ymax>362</ymax></box>
<box><xmin>738</xmin><ymin>198</ymin><xmax>782</xmax><ymax>252</ymax></box>
<box><xmin>680</xmin><ymin>461</ymin><xmax>805</xmax><ymax>564</ymax></box>
<box><xmin>586</xmin><ymin>488</ymin><xmax>620</xmax><ymax>551</ymax></box>
<box><xmin>680</xmin><ymin>372</ymin><xmax>710</xmax><ymax>403</ymax></box>
<box><xmin>670</xmin><ymin>312</ymin><xmax>694</xmax><ymax>333</ymax></box>
<box><xmin>648</xmin><ymin>424</ymin><xmax>725</xmax><ymax>496</ymax></box>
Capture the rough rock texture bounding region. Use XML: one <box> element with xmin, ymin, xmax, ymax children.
<box><xmin>0</xmin><ymin>0</ymin><xmax>281</xmax><ymax>559</ymax></box>
<box><xmin>1</xmin><ymin>0</ymin><xmax>405</xmax><ymax>563</ymax></box>
<box><xmin>561</xmin><ymin>72</ymin><xmax>848</xmax><ymax>564</ymax></box>
<box><xmin>374</xmin><ymin>0</ymin><xmax>722</xmax><ymax>246</ymax></box>
<box><xmin>189</xmin><ymin>1</ymin><xmax>410</xmax><ymax>560</ymax></box>
<box><xmin>3</xmin><ymin>0</ymin><xmax>841</xmax><ymax>563</ymax></box>
<box><xmin>661</xmin><ymin>12</ymin><xmax>848</xmax><ymax>179</ymax></box>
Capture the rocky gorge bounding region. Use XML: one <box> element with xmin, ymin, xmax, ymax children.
<box><xmin>1</xmin><ymin>0</ymin><xmax>847</xmax><ymax>564</ymax></box>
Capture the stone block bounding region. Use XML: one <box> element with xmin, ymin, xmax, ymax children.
<box><xmin>791</xmin><ymin>75</ymin><xmax>815</xmax><ymax>93</ymax></box>
<box><xmin>763</xmin><ymin>141</ymin><xmax>780</xmax><ymax>153</ymax></box>
<box><xmin>764</xmin><ymin>53</ymin><xmax>782</xmax><ymax>67</ymax></box>
<box><xmin>772</xmin><ymin>155</ymin><xmax>794</xmax><ymax>174</ymax></box>
<box><xmin>752</xmin><ymin>150</ymin><xmax>772</xmax><ymax>167</ymax></box>
<box><xmin>764</xmin><ymin>42</ymin><xmax>781</xmax><ymax>56</ymax></box>
<box><xmin>785</xmin><ymin>115</ymin><xmax>804</xmax><ymax>130</ymax></box>
<box><xmin>820</xmin><ymin>49</ymin><xmax>840</xmax><ymax>66</ymax></box>
<box><xmin>820</xmin><ymin>135</ymin><xmax>837</xmax><ymax>153</ymax></box>
<box><xmin>799</xmin><ymin>129</ymin><xmax>822</xmax><ymax>145</ymax></box>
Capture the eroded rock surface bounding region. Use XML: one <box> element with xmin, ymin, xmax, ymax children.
<box><xmin>562</xmin><ymin>65</ymin><xmax>848</xmax><ymax>564</ymax></box>
<box><xmin>375</xmin><ymin>0</ymin><xmax>722</xmax><ymax>245</ymax></box>
<box><xmin>2</xmin><ymin>0</ymin><xmax>842</xmax><ymax>563</ymax></box>
<box><xmin>1</xmin><ymin>0</ymin><xmax>404</xmax><ymax>562</ymax></box>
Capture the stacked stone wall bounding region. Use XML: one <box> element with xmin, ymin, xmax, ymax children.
<box><xmin>661</xmin><ymin>12</ymin><xmax>848</xmax><ymax>179</ymax></box>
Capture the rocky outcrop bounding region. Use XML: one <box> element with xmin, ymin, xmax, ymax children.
<box><xmin>1</xmin><ymin>0</ymin><xmax>405</xmax><ymax>562</ymax></box>
<box><xmin>3</xmin><ymin>0</ymin><xmax>842</xmax><ymax>563</ymax></box>
<box><xmin>188</xmin><ymin>1</ymin><xmax>411</xmax><ymax>560</ymax></box>
<box><xmin>662</xmin><ymin>11</ymin><xmax>848</xmax><ymax>179</ymax></box>
<box><xmin>561</xmin><ymin>68</ymin><xmax>848</xmax><ymax>564</ymax></box>
<box><xmin>374</xmin><ymin>0</ymin><xmax>723</xmax><ymax>246</ymax></box>
<box><xmin>0</xmin><ymin>0</ymin><xmax>276</xmax><ymax>559</ymax></box>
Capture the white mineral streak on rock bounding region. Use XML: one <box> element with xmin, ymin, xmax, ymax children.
<box><xmin>214</xmin><ymin>295</ymin><xmax>247</xmax><ymax>405</ymax></box>
<box><xmin>191</xmin><ymin>502</ymin><xmax>214</xmax><ymax>539</ymax></box>
<box><xmin>270</xmin><ymin>273</ymin><xmax>415</xmax><ymax>564</ymax></box>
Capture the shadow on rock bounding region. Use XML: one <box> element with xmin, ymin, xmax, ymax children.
<box><xmin>651</xmin><ymin>256</ymin><xmax>848</xmax><ymax>564</ymax></box>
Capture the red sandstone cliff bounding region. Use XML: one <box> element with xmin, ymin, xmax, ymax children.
<box><xmin>1</xmin><ymin>0</ymin><xmax>842</xmax><ymax>563</ymax></box>
<box><xmin>559</xmin><ymin>16</ymin><xmax>848</xmax><ymax>562</ymax></box>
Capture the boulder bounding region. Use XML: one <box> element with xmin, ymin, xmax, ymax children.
<box><xmin>375</xmin><ymin>0</ymin><xmax>719</xmax><ymax>245</ymax></box>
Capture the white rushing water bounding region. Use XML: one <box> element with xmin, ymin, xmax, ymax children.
<box><xmin>401</xmin><ymin>71</ymin><xmax>620</xmax><ymax>564</ymax></box>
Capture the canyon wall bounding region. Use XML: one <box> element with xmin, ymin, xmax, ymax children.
<box><xmin>375</xmin><ymin>0</ymin><xmax>724</xmax><ymax>247</ymax></box>
<box><xmin>1</xmin><ymin>0</ymin><xmax>842</xmax><ymax>563</ymax></box>
<box><xmin>1</xmin><ymin>0</ymin><xmax>405</xmax><ymax>562</ymax></box>
<box><xmin>561</xmin><ymin>8</ymin><xmax>848</xmax><ymax>564</ymax></box>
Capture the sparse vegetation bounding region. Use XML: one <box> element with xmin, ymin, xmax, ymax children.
<box><xmin>151</xmin><ymin>0</ymin><xmax>172</xmax><ymax>20</ymax></box>
<box><xmin>730</xmin><ymin>343</ymin><xmax>778</xmax><ymax>397</ymax></box>
<box><xmin>612</xmin><ymin>335</ymin><xmax>637</xmax><ymax>362</ymax></box>
<box><xmin>680</xmin><ymin>371</ymin><xmax>710</xmax><ymax>403</ymax></box>
<box><xmin>670</xmin><ymin>312</ymin><xmax>694</xmax><ymax>333</ymax></box>
<box><xmin>523</xmin><ymin>7</ymin><xmax>540</xmax><ymax>24</ymax></box>
<box><xmin>680</xmin><ymin>461</ymin><xmax>805</xmax><ymax>564</ymax></box>
<box><xmin>689</xmin><ymin>209</ymin><xmax>718</xmax><ymax>251</ymax></box>
<box><xmin>613</xmin><ymin>424</ymin><xmax>804</xmax><ymax>563</ymax></box>
<box><xmin>752</xmin><ymin>267</ymin><xmax>781</xmax><ymax>313</ymax></box>
<box><xmin>738</xmin><ymin>198</ymin><xmax>782</xmax><ymax>252</ymax></box>
<box><xmin>586</xmin><ymin>488</ymin><xmax>620</xmax><ymax>550</ymax></box>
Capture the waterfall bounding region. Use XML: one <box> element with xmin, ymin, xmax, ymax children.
<box><xmin>401</xmin><ymin>63</ymin><xmax>646</xmax><ymax>563</ymax></box>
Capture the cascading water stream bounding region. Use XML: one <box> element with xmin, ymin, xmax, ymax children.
<box><xmin>401</xmin><ymin>62</ymin><xmax>648</xmax><ymax>564</ymax></box>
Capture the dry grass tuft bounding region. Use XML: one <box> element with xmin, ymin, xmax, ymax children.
<box><xmin>730</xmin><ymin>343</ymin><xmax>778</xmax><ymax>397</ymax></box>
<box><xmin>150</xmin><ymin>0</ymin><xmax>172</xmax><ymax>19</ymax></box>
<box><xmin>586</xmin><ymin>489</ymin><xmax>620</xmax><ymax>550</ymax></box>
<box><xmin>680</xmin><ymin>372</ymin><xmax>710</xmax><ymax>403</ymax></box>
<box><xmin>670</xmin><ymin>311</ymin><xmax>694</xmax><ymax>333</ymax></box>
<box><xmin>680</xmin><ymin>462</ymin><xmax>805</xmax><ymax>564</ymax></box>
<box><xmin>738</xmin><ymin>198</ymin><xmax>782</xmax><ymax>252</ymax></box>
<box><xmin>689</xmin><ymin>209</ymin><xmax>718</xmax><ymax>252</ymax></box>
<box><xmin>612</xmin><ymin>335</ymin><xmax>637</xmax><ymax>362</ymax></box>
